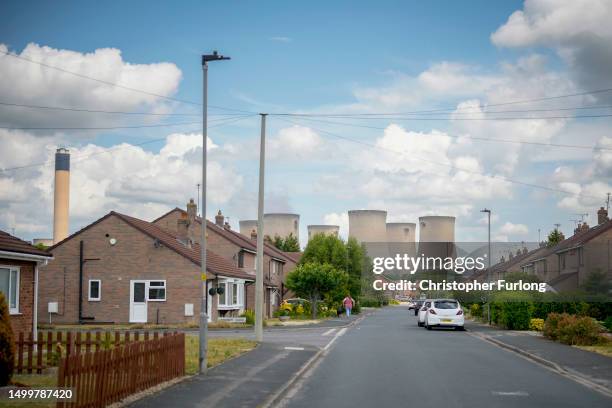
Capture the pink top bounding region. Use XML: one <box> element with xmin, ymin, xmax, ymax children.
<box><xmin>343</xmin><ymin>297</ymin><xmax>354</xmax><ymax>308</ymax></box>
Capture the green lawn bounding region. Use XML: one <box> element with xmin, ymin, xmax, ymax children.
<box><xmin>575</xmin><ymin>342</ymin><xmax>612</xmax><ymax>357</ymax></box>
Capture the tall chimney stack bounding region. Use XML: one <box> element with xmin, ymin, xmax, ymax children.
<box><xmin>53</xmin><ymin>148</ymin><xmax>70</xmax><ymax>243</ymax></box>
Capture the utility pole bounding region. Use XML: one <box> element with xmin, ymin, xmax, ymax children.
<box><xmin>480</xmin><ymin>208</ymin><xmax>491</xmax><ymax>324</ymax></box>
<box><xmin>199</xmin><ymin>50</ymin><xmax>230</xmax><ymax>375</ymax></box>
<box><xmin>255</xmin><ymin>113</ymin><xmax>267</xmax><ymax>342</ymax></box>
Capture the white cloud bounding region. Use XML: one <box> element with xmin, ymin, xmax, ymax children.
<box><xmin>323</xmin><ymin>212</ymin><xmax>349</xmax><ymax>239</ymax></box>
<box><xmin>0</xmin><ymin>131</ymin><xmax>242</xmax><ymax>238</ymax></box>
<box><xmin>269</xmin><ymin>37</ymin><xmax>292</xmax><ymax>43</ymax></box>
<box><xmin>498</xmin><ymin>222</ymin><xmax>529</xmax><ymax>236</ymax></box>
<box><xmin>268</xmin><ymin>125</ymin><xmax>324</xmax><ymax>160</ymax></box>
<box><xmin>0</xmin><ymin>43</ymin><xmax>183</xmax><ymax>130</ymax></box>
<box><xmin>491</xmin><ymin>0</ymin><xmax>612</xmax><ymax>94</ymax></box>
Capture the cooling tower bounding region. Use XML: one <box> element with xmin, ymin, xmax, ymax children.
<box><xmin>307</xmin><ymin>225</ymin><xmax>340</xmax><ymax>241</ymax></box>
<box><xmin>386</xmin><ymin>223</ymin><xmax>416</xmax><ymax>243</ymax></box>
<box><xmin>239</xmin><ymin>220</ymin><xmax>258</xmax><ymax>236</ymax></box>
<box><xmin>387</xmin><ymin>222</ymin><xmax>417</xmax><ymax>263</ymax></box>
<box><xmin>53</xmin><ymin>148</ymin><xmax>70</xmax><ymax>243</ymax></box>
<box><xmin>418</xmin><ymin>216</ymin><xmax>455</xmax><ymax>243</ymax></box>
<box><xmin>418</xmin><ymin>216</ymin><xmax>456</xmax><ymax>266</ymax></box>
<box><xmin>263</xmin><ymin>213</ymin><xmax>300</xmax><ymax>241</ymax></box>
<box><xmin>348</xmin><ymin>210</ymin><xmax>387</xmax><ymax>243</ymax></box>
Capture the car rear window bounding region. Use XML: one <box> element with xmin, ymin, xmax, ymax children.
<box><xmin>434</xmin><ymin>300</ymin><xmax>458</xmax><ymax>309</ymax></box>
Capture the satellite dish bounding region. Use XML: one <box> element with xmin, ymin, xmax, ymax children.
<box><xmin>109</xmin><ymin>238</ymin><xmax>117</xmax><ymax>246</ymax></box>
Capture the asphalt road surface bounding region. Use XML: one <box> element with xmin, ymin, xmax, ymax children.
<box><xmin>281</xmin><ymin>306</ymin><xmax>611</xmax><ymax>408</ymax></box>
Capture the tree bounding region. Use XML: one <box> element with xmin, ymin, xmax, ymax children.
<box><xmin>271</xmin><ymin>233</ymin><xmax>300</xmax><ymax>252</ymax></box>
<box><xmin>581</xmin><ymin>269</ymin><xmax>612</xmax><ymax>295</ymax></box>
<box><xmin>299</xmin><ymin>233</ymin><xmax>347</xmax><ymax>271</ymax></box>
<box><xmin>345</xmin><ymin>237</ymin><xmax>365</xmax><ymax>296</ymax></box>
<box><xmin>286</xmin><ymin>262</ymin><xmax>348</xmax><ymax>318</ymax></box>
<box><xmin>0</xmin><ymin>292</ymin><xmax>15</xmax><ymax>386</ymax></box>
<box><xmin>547</xmin><ymin>229</ymin><xmax>565</xmax><ymax>246</ymax></box>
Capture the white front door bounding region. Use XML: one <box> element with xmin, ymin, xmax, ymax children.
<box><xmin>130</xmin><ymin>281</ymin><xmax>147</xmax><ymax>323</ymax></box>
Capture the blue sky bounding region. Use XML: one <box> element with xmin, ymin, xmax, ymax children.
<box><xmin>0</xmin><ymin>0</ymin><xmax>611</xmax><ymax>245</ymax></box>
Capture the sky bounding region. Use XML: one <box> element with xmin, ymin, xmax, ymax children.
<box><xmin>0</xmin><ymin>0</ymin><xmax>611</xmax><ymax>246</ymax></box>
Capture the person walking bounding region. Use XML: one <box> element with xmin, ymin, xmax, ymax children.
<box><xmin>342</xmin><ymin>294</ymin><xmax>354</xmax><ymax>318</ymax></box>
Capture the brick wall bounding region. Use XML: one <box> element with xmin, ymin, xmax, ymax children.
<box><xmin>1</xmin><ymin>258</ymin><xmax>35</xmax><ymax>334</ymax></box>
<box><xmin>39</xmin><ymin>214</ymin><xmax>203</xmax><ymax>324</ymax></box>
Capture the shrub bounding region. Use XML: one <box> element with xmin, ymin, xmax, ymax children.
<box><xmin>491</xmin><ymin>292</ymin><xmax>534</xmax><ymax>330</ymax></box>
<box><xmin>544</xmin><ymin>313</ymin><xmax>602</xmax><ymax>345</ymax></box>
<box><xmin>0</xmin><ymin>292</ymin><xmax>15</xmax><ymax>386</ymax></box>
<box><xmin>360</xmin><ymin>297</ymin><xmax>383</xmax><ymax>307</ymax></box>
<box><xmin>240</xmin><ymin>309</ymin><xmax>255</xmax><ymax>325</ymax></box>
<box><xmin>389</xmin><ymin>299</ymin><xmax>400</xmax><ymax>305</ymax></box>
<box><xmin>470</xmin><ymin>303</ymin><xmax>482</xmax><ymax>318</ymax></box>
<box><xmin>604</xmin><ymin>316</ymin><xmax>612</xmax><ymax>332</ymax></box>
<box><xmin>529</xmin><ymin>318</ymin><xmax>544</xmax><ymax>331</ymax></box>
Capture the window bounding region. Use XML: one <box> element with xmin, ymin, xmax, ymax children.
<box><xmin>0</xmin><ymin>266</ymin><xmax>19</xmax><ymax>314</ymax></box>
<box><xmin>147</xmin><ymin>281</ymin><xmax>166</xmax><ymax>301</ymax></box>
<box><xmin>218</xmin><ymin>279</ymin><xmax>244</xmax><ymax>308</ymax></box>
<box><xmin>88</xmin><ymin>280</ymin><xmax>101</xmax><ymax>301</ymax></box>
<box><xmin>238</xmin><ymin>251</ymin><xmax>244</xmax><ymax>268</ymax></box>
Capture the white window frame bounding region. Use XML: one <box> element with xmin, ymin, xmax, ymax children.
<box><xmin>0</xmin><ymin>265</ymin><xmax>20</xmax><ymax>314</ymax></box>
<box><xmin>147</xmin><ymin>280</ymin><xmax>166</xmax><ymax>302</ymax></box>
<box><xmin>88</xmin><ymin>279</ymin><xmax>101</xmax><ymax>301</ymax></box>
<box><xmin>217</xmin><ymin>278</ymin><xmax>244</xmax><ymax>309</ymax></box>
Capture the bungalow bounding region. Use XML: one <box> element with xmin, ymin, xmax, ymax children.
<box><xmin>0</xmin><ymin>230</ymin><xmax>53</xmax><ymax>333</ymax></box>
<box><xmin>152</xmin><ymin>203</ymin><xmax>298</xmax><ymax>317</ymax></box>
<box><xmin>37</xmin><ymin>211</ymin><xmax>255</xmax><ymax>324</ymax></box>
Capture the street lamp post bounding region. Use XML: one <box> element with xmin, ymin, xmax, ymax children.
<box><xmin>481</xmin><ymin>208</ymin><xmax>491</xmax><ymax>324</ymax></box>
<box><xmin>200</xmin><ymin>50</ymin><xmax>230</xmax><ymax>375</ymax></box>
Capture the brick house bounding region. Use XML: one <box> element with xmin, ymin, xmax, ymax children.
<box><xmin>152</xmin><ymin>203</ymin><xmax>298</xmax><ymax>317</ymax></box>
<box><xmin>0</xmin><ymin>229</ymin><xmax>53</xmax><ymax>333</ymax></box>
<box><xmin>38</xmin><ymin>211</ymin><xmax>256</xmax><ymax>324</ymax></box>
<box><xmin>521</xmin><ymin>209</ymin><xmax>612</xmax><ymax>291</ymax></box>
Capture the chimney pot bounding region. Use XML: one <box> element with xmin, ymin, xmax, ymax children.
<box><xmin>250</xmin><ymin>229</ymin><xmax>257</xmax><ymax>240</ymax></box>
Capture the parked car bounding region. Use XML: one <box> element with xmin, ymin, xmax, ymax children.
<box><xmin>417</xmin><ymin>300</ymin><xmax>432</xmax><ymax>325</ymax></box>
<box><xmin>423</xmin><ymin>299</ymin><xmax>465</xmax><ymax>330</ymax></box>
<box><xmin>407</xmin><ymin>300</ymin><xmax>416</xmax><ymax>309</ymax></box>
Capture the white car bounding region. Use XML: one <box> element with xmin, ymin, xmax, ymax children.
<box><xmin>424</xmin><ymin>299</ymin><xmax>465</xmax><ymax>330</ymax></box>
<box><xmin>417</xmin><ymin>299</ymin><xmax>432</xmax><ymax>327</ymax></box>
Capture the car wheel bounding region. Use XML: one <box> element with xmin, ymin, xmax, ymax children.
<box><xmin>455</xmin><ymin>326</ymin><xmax>465</xmax><ymax>331</ymax></box>
<box><xmin>426</xmin><ymin>323</ymin><xmax>432</xmax><ymax>330</ymax></box>
<box><xmin>417</xmin><ymin>321</ymin><xmax>422</xmax><ymax>327</ymax></box>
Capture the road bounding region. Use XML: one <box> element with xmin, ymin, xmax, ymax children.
<box><xmin>280</xmin><ymin>306</ymin><xmax>611</xmax><ymax>408</ymax></box>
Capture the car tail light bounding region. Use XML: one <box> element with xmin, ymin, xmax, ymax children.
<box><xmin>429</xmin><ymin>309</ymin><xmax>437</xmax><ymax>315</ymax></box>
<box><xmin>456</xmin><ymin>310</ymin><xmax>463</xmax><ymax>315</ymax></box>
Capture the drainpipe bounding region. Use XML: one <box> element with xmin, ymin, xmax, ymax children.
<box><xmin>79</xmin><ymin>240</ymin><xmax>84</xmax><ymax>322</ymax></box>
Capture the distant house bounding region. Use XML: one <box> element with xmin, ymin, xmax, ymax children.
<box><xmin>521</xmin><ymin>209</ymin><xmax>612</xmax><ymax>291</ymax></box>
<box><xmin>38</xmin><ymin>211</ymin><xmax>254</xmax><ymax>324</ymax></box>
<box><xmin>152</xmin><ymin>204</ymin><xmax>298</xmax><ymax>317</ymax></box>
<box><xmin>0</xmin><ymin>230</ymin><xmax>53</xmax><ymax>333</ymax></box>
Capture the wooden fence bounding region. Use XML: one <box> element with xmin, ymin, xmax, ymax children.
<box><xmin>15</xmin><ymin>330</ymin><xmax>171</xmax><ymax>374</ymax></box>
<box><xmin>56</xmin><ymin>333</ymin><xmax>185</xmax><ymax>408</ymax></box>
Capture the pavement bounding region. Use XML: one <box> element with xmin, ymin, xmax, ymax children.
<box><xmin>128</xmin><ymin>315</ymin><xmax>362</xmax><ymax>408</ymax></box>
<box><xmin>128</xmin><ymin>307</ymin><xmax>612</xmax><ymax>408</ymax></box>
<box><xmin>468</xmin><ymin>321</ymin><xmax>612</xmax><ymax>391</ymax></box>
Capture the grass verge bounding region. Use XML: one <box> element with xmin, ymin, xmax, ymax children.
<box><xmin>575</xmin><ymin>342</ymin><xmax>612</xmax><ymax>357</ymax></box>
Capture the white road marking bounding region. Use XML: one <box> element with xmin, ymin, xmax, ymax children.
<box><xmin>492</xmin><ymin>391</ymin><xmax>530</xmax><ymax>397</ymax></box>
<box><xmin>324</xmin><ymin>327</ymin><xmax>347</xmax><ymax>351</ymax></box>
<box><xmin>322</xmin><ymin>328</ymin><xmax>336</xmax><ymax>336</ymax></box>
<box><xmin>284</xmin><ymin>346</ymin><xmax>305</xmax><ymax>351</ymax></box>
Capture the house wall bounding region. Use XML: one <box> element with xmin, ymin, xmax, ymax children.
<box><xmin>39</xmin><ymin>215</ymin><xmax>204</xmax><ymax>324</ymax></box>
<box><xmin>582</xmin><ymin>234</ymin><xmax>612</xmax><ymax>285</ymax></box>
<box><xmin>1</xmin><ymin>258</ymin><xmax>35</xmax><ymax>333</ymax></box>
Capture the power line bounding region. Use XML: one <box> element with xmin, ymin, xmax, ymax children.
<box><xmin>274</xmin><ymin>117</ymin><xmax>601</xmax><ymax>200</ymax></box>
<box><xmin>0</xmin><ymin>113</ymin><xmax>255</xmax><ymax>131</ymax></box>
<box><xmin>271</xmin><ymin>87</ymin><xmax>612</xmax><ymax>117</ymax></box>
<box><xmin>286</xmin><ymin>115</ymin><xmax>612</xmax><ymax>151</ymax></box>
<box><xmin>272</xmin><ymin>113</ymin><xmax>612</xmax><ymax>121</ymax></box>
<box><xmin>0</xmin><ymin>101</ymin><xmax>247</xmax><ymax>117</ymax></box>
<box><xmin>0</xmin><ymin>49</ymin><xmax>256</xmax><ymax>114</ymax></box>
<box><xmin>0</xmin><ymin>114</ymin><xmax>257</xmax><ymax>173</ymax></box>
